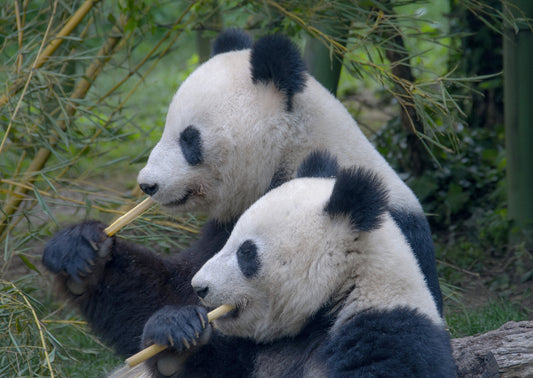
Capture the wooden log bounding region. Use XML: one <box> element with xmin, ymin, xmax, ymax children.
<box><xmin>451</xmin><ymin>320</ymin><xmax>533</xmax><ymax>377</ymax></box>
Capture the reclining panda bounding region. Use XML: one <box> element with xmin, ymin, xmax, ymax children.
<box><xmin>139</xmin><ymin>151</ymin><xmax>456</xmax><ymax>377</ymax></box>
<box><xmin>42</xmin><ymin>29</ymin><xmax>443</xmax><ymax>357</ymax></box>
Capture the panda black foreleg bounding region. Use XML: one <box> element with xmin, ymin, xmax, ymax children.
<box><xmin>142</xmin><ymin>305</ymin><xmax>258</xmax><ymax>378</ymax></box>
<box><xmin>43</xmin><ymin>219</ymin><xmax>235</xmax><ymax>356</ymax></box>
<box><xmin>43</xmin><ymin>221</ymin><xmax>195</xmax><ymax>356</ymax></box>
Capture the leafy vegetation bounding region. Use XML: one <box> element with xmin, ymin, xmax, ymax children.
<box><xmin>447</xmin><ymin>298</ymin><xmax>528</xmax><ymax>338</ymax></box>
<box><xmin>1</xmin><ymin>0</ymin><xmax>531</xmax><ymax>376</ymax></box>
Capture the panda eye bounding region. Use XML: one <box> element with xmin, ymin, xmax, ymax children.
<box><xmin>179</xmin><ymin>125</ymin><xmax>203</xmax><ymax>166</ymax></box>
<box><xmin>237</xmin><ymin>240</ymin><xmax>261</xmax><ymax>279</ymax></box>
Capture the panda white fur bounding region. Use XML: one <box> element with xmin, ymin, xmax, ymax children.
<box><xmin>139</xmin><ymin>151</ymin><xmax>455</xmax><ymax>377</ymax></box>
<box><xmin>42</xmin><ymin>29</ymin><xmax>442</xmax><ymax>358</ymax></box>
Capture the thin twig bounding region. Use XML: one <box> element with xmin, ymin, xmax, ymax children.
<box><xmin>436</xmin><ymin>259</ymin><xmax>481</xmax><ymax>278</ymax></box>
<box><xmin>10</xmin><ymin>281</ymin><xmax>55</xmax><ymax>377</ymax></box>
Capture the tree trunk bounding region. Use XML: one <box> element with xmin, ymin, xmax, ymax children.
<box><xmin>504</xmin><ymin>0</ymin><xmax>533</xmax><ymax>247</ymax></box>
<box><xmin>451</xmin><ymin>320</ymin><xmax>533</xmax><ymax>377</ymax></box>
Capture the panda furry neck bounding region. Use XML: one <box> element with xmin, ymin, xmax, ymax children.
<box><xmin>182</xmin><ymin>156</ymin><xmax>454</xmax><ymax>377</ymax></box>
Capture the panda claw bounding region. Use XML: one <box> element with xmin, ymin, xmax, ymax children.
<box><xmin>87</xmin><ymin>239</ymin><xmax>99</xmax><ymax>252</ymax></box>
<box><xmin>78</xmin><ymin>270</ymin><xmax>88</xmax><ymax>278</ymax></box>
<box><xmin>98</xmin><ymin>237</ymin><xmax>113</xmax><ymax>257</ymax></box>
<box><xmin>181</xmin><ymin>337</ymin><xmax>190</xmax><ymax>350</ymax></box>
<box><xmin>197</xmin><ymin>311</ymin><xmax>206</xmax><ymax>329</ymax></box>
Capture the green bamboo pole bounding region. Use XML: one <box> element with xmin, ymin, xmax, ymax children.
<box><xmin>303</xmin><ymin>13</ymin><xmax>349</xmax><ymax>96</ymax></box>
<box><xmin>504</xmin><ymin>0</ymin><xmax>533</xmax><ymax>246</ymax></box>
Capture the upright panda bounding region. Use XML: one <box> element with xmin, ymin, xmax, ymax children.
<box><xmin>42</xmin><ymin>29</ymin><xmax>442</xmax><ymax>357</ymax></box>
<box><xmin>139</xmin><ymin>151</ymin><xmax>456</xmax><ymax>377</ymax></box>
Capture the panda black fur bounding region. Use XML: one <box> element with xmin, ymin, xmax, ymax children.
<box><xmin>42</xmin><ymin>29</ymin><xmax>442</xmax><ymax>358</ymax></box>
<box><xmin>139</xmin><ymin>151</ymin><xmax>456</xmax><ymax>377</ymax></box>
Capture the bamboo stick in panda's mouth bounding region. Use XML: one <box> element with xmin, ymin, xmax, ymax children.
<box><xmin>104</xmin><ymin>197</ymin><xmax>155</xmax><ymax>236</ymax></box>
<box><xmin>125</xmin><ymin>304</ymin><xmax>235</xmax><ymax>368</ymax></box>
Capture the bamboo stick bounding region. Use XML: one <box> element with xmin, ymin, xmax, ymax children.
<box><xmin>104</xmin><ymin>197</ymin><xmax>154</xmax><ymax>236</ymax></box>
<box><xmin>126</xmin><ymin>304</ymin><xmax>235</xmax><ymax>368</ymax></box>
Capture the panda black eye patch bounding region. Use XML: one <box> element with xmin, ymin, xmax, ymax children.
<box><xmin>179</xmin><ymin>125</ymin><xmax>203</xmax><ymax>166</ymax></box>
<box><xmin>237</xmin><ymin>240</ymin><xmax>260</xmax><ymax>279</ymax></box>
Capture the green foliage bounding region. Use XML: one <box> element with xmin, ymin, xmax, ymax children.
<box><xmin>1</xmin><ymin>0</ymin><xmax>528</xmax><ymax>375</ymax></box>
<box><xmin>374</xmin><ymin>121</ymin><xmax>507</xmax><ymax>236</ymax></box>
<box><xmin>0</xmin><ymin>278</ymin><xmax>55</xmax><ymax>376</ymax></box>
<box><xmin>0</xmin><ymin>277</ymin><xmax>122</xmax><ymax>377</ymax></box>
<box><xmin>0</xmin><ymin>1</ymin><xmax>205</xmax><ymax>375</ymax></box>
<box><xmin>446</xmin><ymin>299</ymin><xmax>528</xmax><ymax>338</ymax></box>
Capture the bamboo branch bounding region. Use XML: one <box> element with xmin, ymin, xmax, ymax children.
<box><xmin>0</xmin><ymin>20</ymin><xmax>124</xmax><ymax>237</ymax></box>
<box><xmin>104</xmin><ymin>197</ymin><xmax>155</xmax><ymax>236</ymax></box>
<box><xmin>125</xmin><ymin>304</ymin><xmax>235</xmax><ymax>368</ymax></box>
<box><xmin>0</xmin><ymin>0</ymin><xmax>100</xmax><ymax>109</ymax></box>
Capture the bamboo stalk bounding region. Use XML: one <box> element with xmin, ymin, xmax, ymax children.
<box><xmin>104</xmin><ymin>197</ymin><xmax>155</xmax><ymax>236</ymax></box>
<box><xmin>0</xmin><ymin>0</ymin><xmax>99</xmax><ymax>108</ymax></box>
<box><xmin>126</xmin><ymin>304</ymin><xmax>235</xmax><ymax>368</ymax></box>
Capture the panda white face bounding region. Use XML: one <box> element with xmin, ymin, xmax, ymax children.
<box><xmin>191</xmin><ymin>178</ymin><xmax>355</xmax><ymax>342</ymax></box>
<box><xmin>136</xmin><ymin>29</ymin><xmax>314</xmax><ymax>223</ymax></box>
<box><xmin>137</xmin><ymin>50</ymin><xmax>290</xmax><ymax>221</ymax></box>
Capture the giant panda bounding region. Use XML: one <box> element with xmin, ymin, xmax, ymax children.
<box><xmin>138</xmin><ymin>151</ymin><xmax>456</xmax><ymax>377</ymax></box>
<box><xmin>42</xmin><ymin>29</ymin><xmax>442</xmax><ymax>358</ymax></box>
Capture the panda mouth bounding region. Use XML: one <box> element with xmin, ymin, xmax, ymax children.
<box><xmin>164</xmin><ymin>189</ymin><xmax>193</xmax><ymax>207</ymax></box>
<box><xmin>209</xmin><ymin>304</ymin><xmax>240</xmax><ymax>321</ymax></box>
<box><xmin>163</xmin><ymin>185</ymin><xmax>206</xmax><ymax>207</ymax></box>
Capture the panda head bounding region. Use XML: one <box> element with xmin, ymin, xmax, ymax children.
<box><xmin>191</xmin><ymin>151</ymin><xmax>391</xmax><ymax>342</ymax></box>
<box><xmin>137</xmin><ymin>30</ymin><xmax>307</xmax><ymax>222</ymax></box>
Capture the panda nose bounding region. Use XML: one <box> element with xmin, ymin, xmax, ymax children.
<box><xmin>139</xmin><ymin>183</ymin><xmax>159</xmax><ymax>196</ymax></box>
<box><xmin>193</xmin><ymin>286</ymin><xmax>209</xmax><ymax>299</ymax></box>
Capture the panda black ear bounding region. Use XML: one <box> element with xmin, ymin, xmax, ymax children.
<box><xmin>211</xmin><ymin>29</ymin><xmax>253</xmax><ymax>57</ymax></box>
<box><xmin>297</xmin><ymin>150</ymin><xmax>339</xmax><ymax>178</ymax></box>
<box><xmin>250</xmin><ymin>34</ymin><xmax>307</xmax><ymax>111</ymax></box>
<box><xmin>324</xmin><ymin>168</ymin><xmax>389</xmax><ymax>232</ymax></box>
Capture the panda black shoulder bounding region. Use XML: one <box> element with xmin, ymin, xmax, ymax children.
<box><xmin>211</xmin><ymin>29</ymin><xmax>253</xmax><ymax>56</ymax></box>
<box><xmin>250</xmin><ymin>34</ymin><xmax>307</xmax><ymax>111</ymax></box>
<box><xmin>322</xmin><ymin>308</ymin><xmax>456</xmax><ymax>376</ymax></box>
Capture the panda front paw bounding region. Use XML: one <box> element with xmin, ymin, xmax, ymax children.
<box><xmin>42</xmin><ymin>221</ymin><xmax>112</xmax><ymax>287</ymax></box>
<box><xmin>142</xmin><ymin>305</ymin><xmax>211</xmax><ymax>353</ymax></box>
